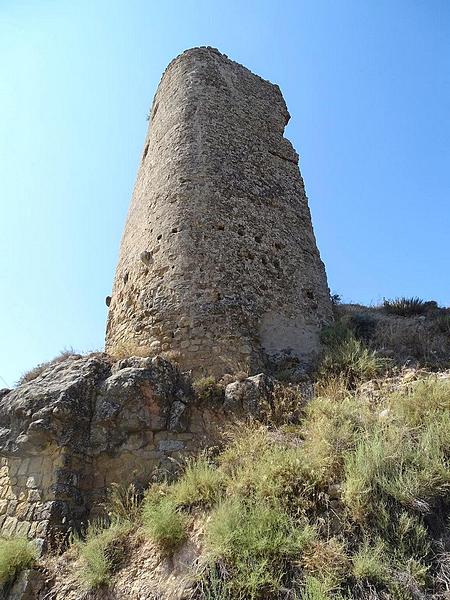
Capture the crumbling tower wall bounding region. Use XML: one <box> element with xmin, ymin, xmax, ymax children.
<box><xmin>106</xmin><ymin>47</ymin><xmax>332</xmax><ymax>375</ymax></box>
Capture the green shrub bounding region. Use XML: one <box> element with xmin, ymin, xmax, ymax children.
<box><xmin>390</xmin><ymin>378</ymin><xmax>450</xmax><ymax>428</ymax></box>
<box><xmin>135</xmin><ymin>375</ymin><xmax>450</xmax><ymax>597</ymax></box>
<box><xmin>142</xmin><ymin>496</ymin><xmax>187</xmax><ymax>554</ymax></box>
<box><xmin>302</xmin><ymin>575</ymin><xmax>335</xmax><ymax>600</ymax></box>
<box><xmin>352</xmin><ymin>539</ymin><xmax>389</xmax><ymax>585</ymax></box>
<box><xmin>206</xmin><ymin>497</ymin><xmax>315</xmax><ymax>599</ymax></box>
<box><xmin>320</xmin><ymin>321</ymin><xmax>352</xmax><ymax>347</ymax></box>
<box><xmin>0</xmin><ymin>536</ymin><xmax>37</xmax><ymax>586</ymax></box>
<box><xmin>348</xmin><ymin>312</ymin><xmax>377</xmax><ymax>341</ymax></box>
<box><xmin>75</xmin><ymin>521</ymin><xmax>130</xmax><ymax>588</ymax></box>
<box><xmin>383</xmin><ymin>297</ymin><xmax>428</xmax><ymax>317</ymax></box>
<box><xmin>170</xmin><ymin>457</ymin><xmax>225</xmax><ymax>509</ymax></box>
<box><xmin>390</xmin><ymin>512</ymin><xmax>429</xmax><ymax>561</ymax></box>
<box><xmin>193</xmin><ymin>376</ymin><xmax>224</xmax><ymax>403</ymax></box>
<box><xmin>343</xmin><ymin>414</ymin><xmax>450</xmax><ymax>522</ymax></box>
<box><xmin>319</xmin><ymin>336</ymin><xmax>389</xmax><ymax>386</ymax></box>
<box><xmin>301</xmin><ymin>392</ymin><xmax>370</xmax><ymax>488</ymax></box>
<box><xmin>217</xmin><ymin>426</ymin><xmax>314</xmax><ymax>513</ymax></box>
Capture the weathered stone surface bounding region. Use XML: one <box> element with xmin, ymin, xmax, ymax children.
<box><xmin>224</xmin><ymin>373</ymin><xmax>274</xmax><ymax>416</ymax></box>
<box><xmin>0</xmin><ymin>354</ymin><xmax>111</xmax><ymax>457</ymax></box>
<box><xmin>90</xmin><ymin>356</ymin><xmax>192</xmax><ymax>453</ymax></box>
<box><xmin>0</xmin><ymin>353</ymin><xmax>258</xmax><ymax>547</ymax></box>
<box><xmin>105</xmin><ymin>46</ymin><xmax>332</xmax><ymax>376</ymax></box>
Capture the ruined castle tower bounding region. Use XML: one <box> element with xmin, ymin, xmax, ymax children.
<box><xmin>106</xmin><ymin>47</ymin><xmax>332</xmax><ymax>375</ymax></box>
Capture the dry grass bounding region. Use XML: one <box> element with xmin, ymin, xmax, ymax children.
<box><xmin>109</xmin><ymin>341</ymin><xmax>152</xmax><ymax>360</ymax></box>
<box><xmin>17</xmin><ymin>349</ymin><xmax>79</xmax><ymax>385</ymax></box>
<box><xmin>334</xmin><ymin>303</ymin><xmax>450</xmax><ymax>370</ymax></box>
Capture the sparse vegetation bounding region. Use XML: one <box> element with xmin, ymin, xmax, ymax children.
<box><xmin>17</xmin><ymin>349</ymin><xmax>79</xmax><ymax>385</ymax></box>
<box><xmin>0</xmin><ymin>536</ymin><xmax>37</xmax><ymax>586</ymax></box>
<box><xmin>105</xmin><ymin>482</ymin><xmax>142</xmax><ymax>523</ymax></box>
<box><xmin>74</xmin><ymin>521</ymin><xmax>131</xmax><ymax>588</ymax></box>
<box><xmin>193</xmin><ymin>376</ymin><xmax>224</xmax><ymax>403</ymax></box>
<box><xmin>59</xmin><ymin>373</ymin><xmax>450</xmax><ymax>597</ymax></box>
<box><xmin>109</xmin><ymin>341</ymin><xmax>151</xmax><ymax>360</ymax></box>
<box><xmin>41</xmin><ymin>296</ymin><xmax>449</xmax><ymax>598</ymax></box>
<box><xmin>141</xmin><ymin>495</ymin><xmax>187</xmax><ymax>554</ymax></box>
<box><xmin>167</xmin><ymin>375</ymin><xmax>450</xmax><ymax>597</ymax></box>
<box><xmin>383</xmin><ymin>297</ymin><xmax>428</xmax><ymax>317</ymax></box>
<box><xmin>319</xmin><ymin>322</ymin><xmax>389</xmax><ymax>386</ymax></box>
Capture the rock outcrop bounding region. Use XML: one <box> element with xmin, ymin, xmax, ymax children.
<box><xmin>0</xmin><ymin>354</ymin><xmax>274</xmax><ymax>550</ymax></box>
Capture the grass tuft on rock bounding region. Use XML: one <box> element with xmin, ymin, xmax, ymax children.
<box><xmin>74</xmin><ymin>521</ymin><xmax>131</xmax><ymax>589</ymax></box>
<box><xmin>0</xmin><ymin>536</ymin><xmax>37</xmax><ymax>586</ymax></box>
<box><xmin>141</xmin><ymin>495</ymin><xmax>187</xmax><ymax>554</ymax></box>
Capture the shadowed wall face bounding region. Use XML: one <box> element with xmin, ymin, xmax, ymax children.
<box><xmin>106</xmin><ymin>47</ymin><xmax>331</xmax><ymax>375</ymax></box>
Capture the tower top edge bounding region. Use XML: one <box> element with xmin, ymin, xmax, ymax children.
<box><xmin>159</xmin><ymin>46</ymin><xmax>282</xmax><ymax>93</ymax></box>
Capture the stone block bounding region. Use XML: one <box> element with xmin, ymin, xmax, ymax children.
<box><xmin>157</xmin><ymin>440</ymin><xmax>184</xmax><ymax>452</ymax></box>
<box><xmin>2</xmin><ymin>516</ymin><xmax>17</xmax><ymax>536</ymax></box>
<box><xmin>15</xmin><ymin>520</ymin><xmax>31</xmax><ymax>537</ymax></box>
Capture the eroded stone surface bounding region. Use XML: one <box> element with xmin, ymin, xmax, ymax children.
<box><xmin>105</xmin><ymin>46</ymin><xmax>332</xmax><ymax>376</ymax></box>
<box><xmin>0</xmin><ymin>354</ymin><xmax>274</xmax><ymax>548</ymax></box>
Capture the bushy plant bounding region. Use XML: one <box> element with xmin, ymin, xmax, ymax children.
<box><xmin>319</xmin><ymin>335</ymin><xmax>389</xmax><ymax>387</ymax></box>
<box><xmin>193</xmin><ymin>376</ymin><xmax>224</xmax><ymax>403</ymax></box>
<box><xmin>141</xmin><ymin>495</ymin><xmax>187</xmax><ymax>554</ymax></box>
<box><xmin>206</xmin><ymin>498</ymin><xmax>315</xmax><ymax>598</ymax></box>
<box><xmin>383</xmin><ymin>297</ymin><xmax>428</xmax><ymax>317</ymax></box>
<box><xmin>302</xmin><ymin>575</ymin><xmax>335</xmax><ymax>600</ymax></box>
<box><xmin>170</xmin><ymin>457</ymin><xmax>225</xmax><ymax>509</ymax></box>
<box><xmin>352</xmin><ymin>539</ymin><xmax>389</xmax><ymax>585</ymax></box>
<box><xmin>435</xmin><ymin>313</ymin><xmax>450</xmax><ymax>335</ymax></box>
<box><xmin>0</xmin><ymin>536</ymin><xmax>37</xmax><ymax>586</ymax></box>
<box><xmin>320</xmin><ymin>321</ymin><xmax>352</xmax><ymax>347</ymax></box>
<box><xmin>348</xmin><ymin>312</ymin><xmax>377</xmax><ymax>341</ymax></box>
<box><xmin>74</xmin><ymin>521</ymin><xmax>131</xmax><ymax>588</ymax></box>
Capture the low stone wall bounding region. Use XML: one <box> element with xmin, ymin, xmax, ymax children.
<box><xmin>0</xmin><ymin>354</ymin><xmax>273</xmax><ymax>549</ymax></box>
<box><xmin>0</xmin><ymin>453</ymin><xmax>61</xmax><ymax>545</ymax></box>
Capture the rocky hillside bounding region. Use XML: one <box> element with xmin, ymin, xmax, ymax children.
<box><xmin>1</xmin><ymin>298</ymin><xmax>449</xmax><ymax>599</ymax></box>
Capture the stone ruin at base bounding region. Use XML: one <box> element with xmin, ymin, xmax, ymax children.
<box><xmin>0</xmin><ymin>47</ymin><xmax>331</xmax><ymax>552</ymax></box>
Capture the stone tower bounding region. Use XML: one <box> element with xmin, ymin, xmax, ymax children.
<box><xmin>106</xmin><ymin>47</ymin><xmax>332</xmax><ymax>375</ymax></box>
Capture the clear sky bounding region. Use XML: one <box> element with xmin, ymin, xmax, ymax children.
<box><xmin>1</xmin><ymin>0</ymin><xmax>449</xmax><ymax>386</ymax></box>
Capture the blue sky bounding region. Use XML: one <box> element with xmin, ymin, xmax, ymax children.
<box><xmin>1</xmin><ymin>0</ymin><xmax>449</xmax><ymax>386</ymax></box>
